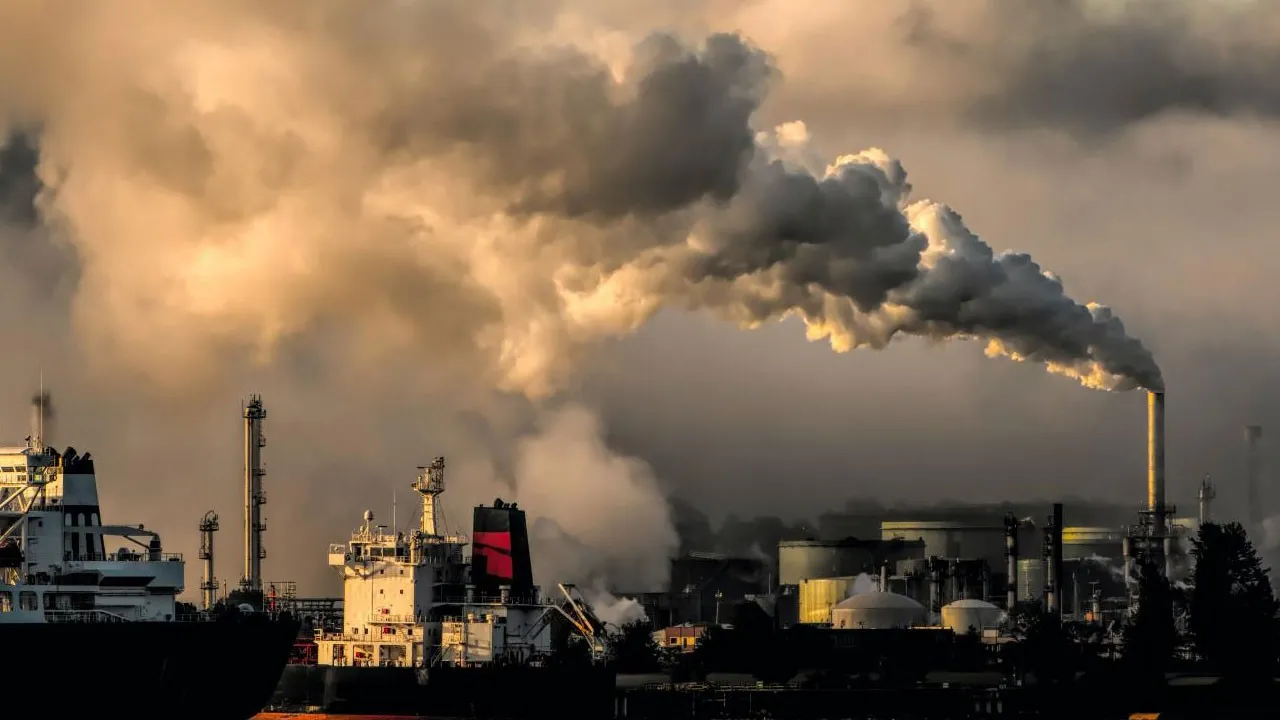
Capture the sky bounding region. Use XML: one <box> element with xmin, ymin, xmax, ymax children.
<box><xmin>2</xmin><ymin>0</ymin><xmax>1279</xmax><ymax>596</ymax></box>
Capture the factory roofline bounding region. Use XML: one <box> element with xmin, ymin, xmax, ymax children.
<box><xmin>880</xmin><ymin>520</ymin><xmax>1004</xmax><ymax>530</ymax></box>
<box><xmin>779</xmin><ymin>537</ymin><xmax>926</xmax><ymax>548</ymax></box>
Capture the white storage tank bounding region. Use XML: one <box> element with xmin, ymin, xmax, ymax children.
<box><xmin>830</xmin><ymin>591</ymin><xmax>926</xmax><ymax>630</ymax></box>
<box><xmin>941</xmin><ymin>599</ymin><xmax>1005</xmax><ymax>634</ymax></box>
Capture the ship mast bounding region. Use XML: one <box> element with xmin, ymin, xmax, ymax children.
<box><xmin>412</xmin><ymin>457</ymin><xmax>446</xmax><ymax>539</ymax></box>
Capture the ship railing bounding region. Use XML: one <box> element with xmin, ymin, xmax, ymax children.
<box><xmin>64</xmin><ymin>551</ymin><xmax>184</xmax><ymax>563</ymax></box>
<box><xmin>369</xmin><ymin>614</ymin><xmax>420</xmax><ymax>624</ymax></box>
<box><xmin>44</xmin><ymin>609</ymin><xmax>130</xmax><ymax>624</ymax></box>
<box><xmin>437</xmin><ymin>593</ymin><xmax>546</xmax><ymax>606</ymax></box>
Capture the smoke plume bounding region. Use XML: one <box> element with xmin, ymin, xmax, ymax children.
<box><xmin>29</xmin><ymin>390</ymin><xmax>54</xmax><ymax>445</ymax></box>
<box><xmin>0</xmin><ymin>0</ymin><xmax>1193</xmax><ymax>592</ymax></box>
<box><xmin>0</xmin><ymin>3</ymin><xmax>1160</xmax><ymax>395</ymax></box>
<box><xmin>520</xmin><ymin>405</ymin><xmax>677</xmax><ymax>590</ymax></box>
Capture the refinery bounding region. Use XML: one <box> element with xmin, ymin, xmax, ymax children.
<box><xmin>151</xmin><ymin>387</ymin><xmax>1272</xmax><ymax>720</ymax></box>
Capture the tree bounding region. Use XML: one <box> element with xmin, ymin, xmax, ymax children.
<box><xmin>1123</xmin><ymin>559</ymin><xmax>1177</xmax><ymax>685</ymax></box>
<box><xmin>1009</xmin><ymin>603</ymin><xmax>1075</xmax><ymax>685</ymax></box>
<box><xmin>1188</xmin><ymin>522</ymin><xmax>1280</xmax><ymax>682</ymax></box>
<box><xmin>606</xmin><ymin>620</ymin><xmax>663</xmax><ymax>673</ymax></box>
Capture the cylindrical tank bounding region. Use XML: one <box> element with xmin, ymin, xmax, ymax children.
<box><xmin>1018</xmin><ymin>559</ymin><xmax>1046</xmax><ymax>602</ymax></box>
<box><xmin>798</xmin><ymin>577</ymin><xmax>858</xmax><ymax>624</ymax></box>
<box><xmin>778</xmin><ymin>540</ymin><xmax>874</xmax><ymax>585</ymax></box>
<box><xmin>830</xmin><ymin>591</ymin><xmax>927</xmax><ymax>630</ymax></box>
<box><xmin>1060</xmin><ymin>526</ymin><xmax>1125</xmax><ymax>560</ymax></box>
<box><xmin>881</xmin><ymin>521</ymin><xmax>1006</xmax><ymax>569</ymax></box>
<box><xmin>941</xmin><ymin>599</ymin><xmax>1005</xmax><ymax>634</ymax></box>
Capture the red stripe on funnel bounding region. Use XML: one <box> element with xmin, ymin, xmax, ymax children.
<box><xmin>474</xmin><ymin>531</ymin><xmax>511</xmax><ymax>551</ymax></box>
<box><xmin>474</xmin><ymin>531</ymin><xmax>514</xmax><ymax>578</ymax></box>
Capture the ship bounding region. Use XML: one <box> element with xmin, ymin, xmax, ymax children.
<box><xmin>0</xmin><ymin>397</ymin><xmax>300</xmax><ymax>720</ymax></box>
<box><xmin>265</xmin><ymin>457</ymin><xmax>617</xmax><ymax>719</ymax></box>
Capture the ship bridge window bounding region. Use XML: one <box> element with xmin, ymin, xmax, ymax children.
<box><xmin>1</xmin><ymin>467</ymin><xmax>12</xmax><ymax>472</ymax></box>
<box><xmin>18</xmin><ymin>591</ymin><xmax>36</xmax><ymax>611</ymax></box>
<box><xmin>0</xmin><ymin>591</ymin><xmax>11</xmax><ymax>612</ymax></box>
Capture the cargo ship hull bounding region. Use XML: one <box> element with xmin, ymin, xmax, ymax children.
<box><xmin>268</xmin><ymin>664</ymin><xmax>616</xmax><ymax>718</ymax></box>
<box><xmin>1</xmin><ymin>613</ymin><xmax>300</xmax><ymax>720</ymax></box>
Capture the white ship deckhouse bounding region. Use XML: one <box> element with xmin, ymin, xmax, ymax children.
<box><xmin>315</xmin><ymin>458</ymin><xmax>568</xmax><ymax>668</ymax></box>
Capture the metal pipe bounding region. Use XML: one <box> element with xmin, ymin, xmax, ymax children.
<box><xmin>1122</xmin><ymin>535</ymin><xmax>1134</xmax><ymax>598</ymax></box>
<box><xmin>199</xmin><ymin>511</ymin><xmax>220</xmax><ymax>611</ymax></box>
<box><xmin>1148</xmin><ymin>391</ymin><xmax>1166</xmax><ymax>537</ymax></box>
<box><xmin>879</xmin><ymin>564</ymin><xmax>888</xmax><ymax>592</ymax></box>
<box><xmin>1164</xmin><ymin>536</ymin><xmax>1176</xmax><ymax>581</ymax></box>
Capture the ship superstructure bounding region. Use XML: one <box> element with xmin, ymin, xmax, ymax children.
<box><xmin>316</xmin><ymin>457</ymin><xmax>577</xmax><ymax>668</ymax></box>
<box><xmin>0</xmin><ymin>392</ymin><xmax>300</xmax><ymax>720</ymax></box>
<box><xmin>0</xmin><ymin>438</ymin><xmax>183</xmax><ymax>622</ymax></box>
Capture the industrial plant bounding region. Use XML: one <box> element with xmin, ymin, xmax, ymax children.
<box><xmin>177</xmin><ymin>388</ymin><xmax>1275</xmax><ymax>718</ymax></box>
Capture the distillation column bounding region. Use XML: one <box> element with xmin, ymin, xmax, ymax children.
<box><xmin>242</xmin><ymin>395</ymin><xmax>267</xmax><ymax>591</ymax></box>
<box><xmin>1004</xmin><ymin>513</ymin><xmax>1019</xmax><ymax>610</ymax></box>
<box><xmin>199</xmin><ymin>511</ymin><xmax>219</xmax><ymax>610</ymax></box>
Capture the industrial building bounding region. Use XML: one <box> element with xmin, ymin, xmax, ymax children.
<box><xmin>880</xmin><ymin>520</ymin><xmax>1008</xmax><ymax>571</ymax></box>
<box><xmin>778</xmin><ymin>537</ymin><xmax>924</xmax><ymax>586</ymax></box>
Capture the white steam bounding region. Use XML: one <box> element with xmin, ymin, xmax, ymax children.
<box><xmin>849</xmin><ymin>572</ymin><xmax>878</xmax><ymax>596</ymax></box>
<box><xmin>516</xmin><ymin>405</ymin><xmax>678</xmax><ymax>591</ymax></box>
<box><xmin>582</xmin><ymin>584</ymin><xmax>650</xmax><ymax>628</ymax></box>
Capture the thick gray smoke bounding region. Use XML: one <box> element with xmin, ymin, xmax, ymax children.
<box><xmin>0</xmin><ymin>0</ymin><xmax>1188</xmax><ymax>593</ymax></box>
<box><xmin>0</xmin><ymin>2</ymin><xmax>1161</xmax><ymax>396</ymax></box>
<box><xmin>633</xmin><ymin>0</ymin><xmax>1280</xmax><ymax>138</ymax></box>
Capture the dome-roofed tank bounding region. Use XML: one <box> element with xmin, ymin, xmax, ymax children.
<box><xmin>941</xmin><ymin>599</ymin><xmax>1005</xmax><ymax>634</ymax></box>
<box><xmin>830</xmin><ymin>590</ymin><xmax>926</xmax><ymax>630</ymax></box>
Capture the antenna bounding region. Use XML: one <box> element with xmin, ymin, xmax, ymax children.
<box><xmin>38</xmin><ymin>370</ymin><xmax>43</xmax><ymax>449</ymax></box>
<box><xmin>392</xmin><ymin>486</ymin><xmax>397</xmax><ymax>535</ymax></box>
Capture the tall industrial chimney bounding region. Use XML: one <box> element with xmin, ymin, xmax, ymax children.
<box><xmin>1246</xmin><ymin>425</ymin><xmax>1263</xmax><ymax>529</ymax></box>
<box><xmin>1044</xmin><ymin>503</ymin><xmax>1064</xmax><ymax>617</ymax></box>
<box><xmin>1004</xmin><ymin>513</ymin><xmax>1019</xmax><ymax>610</ymax></box>
<box><xmin>242</xmin><ymin>395</ymin><xmax>267</xmax><ymax>592</ymax></box>
<box><xmin>1148</xmin><ymin>391</ymin><xmax>1167</xmax><ymax>537</ymax></box>
<box><xmin>1198</xmin><ymin>474</ymin><xmax>1216</xmax><ymax>526</ymax></box>
<box><xmin>199</xmin><ymin>511</ymin><xmax>220</xmax><ymax>610</ymax></box>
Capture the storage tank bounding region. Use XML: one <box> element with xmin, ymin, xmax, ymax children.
<box><xmin>778</xmin><ymin>540</ymin><xmax>874</xmax><ymax>585</ymax></box>
<box><xmin>1060</xmin><ymin>527</ymin><xmax>1125</xmax><ymax>560</ymax></box>
<box><xmin>830</xmin><ymin>591</ymin><xmax>927</xmax><ymax>630</ymax></box>
<box><xmin>1017</xmin><ymin>558</ymin><xmax>1046</xmax><ymax>603</ymax></box>
<box><xmin>798</xmin><ymin>576</ymin><xmax>858</xmax><ymax>624</ymax></box>
<box><xmin>880</xmin><ymin>521</ymin><xmax>1006</xmax><ymax>568</ymax></box>
<box><xmin>941</xmin><ymin>599</ymin><xmax>1005</xmax><ymax>634</ymax></box>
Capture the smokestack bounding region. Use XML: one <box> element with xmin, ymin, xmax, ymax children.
<box><xmin>1148</xmin><ymin>391</ymin><xmax>1166</xmax><ymax>536</ymax></box>
<box><xmin>1246</xmin><ymin>425</ymin><xmax>1262</xmax><ymax>529</ymax></box>
<box><xmin>1044</xmin><ymin>503</ymin><xmax>1064</xmax><ymax>617</ymax></box>
<box><xmin>1198</xmin><ymin>474</ymin><xmax>1216</xmax><ymax>526</ymax></box>
<box><xmin>1004</xmin><ymin>513</ymin><xmax>1019</xmax><ymax>610</ymax></box>
<box><xmin>242</xmin><ymin>395</ymin><xmax>267</xmax><ymax>593</ymax></box>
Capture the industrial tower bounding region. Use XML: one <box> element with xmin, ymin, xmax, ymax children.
<box><xmin>242</xmin><ymin>395</ymin><xmax>267</xmax><ymax>592</ymax></box>
<box><xmin>199</xmin><ymin>511</ymin><xmax>220</xmax><ymax>610</ymax></box>
<box><xmin>1198</xmin><ymin>474</ymin><xmax>1216</xmax><ymax>526</ymax></box>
